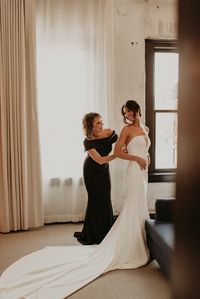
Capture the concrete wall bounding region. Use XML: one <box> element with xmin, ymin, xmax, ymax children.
<box><xmin>112</xmin><ymin>0</ymin><xmax>178</xmax><ymax>213</ymax></box>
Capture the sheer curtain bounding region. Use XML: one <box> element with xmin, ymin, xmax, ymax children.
<box><xmin>36</xmin><ymin>0</ymin><xmax>115</xmax><ymax>223</ymax></box>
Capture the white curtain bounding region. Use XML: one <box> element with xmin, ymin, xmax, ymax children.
<box><xmin>36</xmin><ymin>0</ymin><xmax>115</xmax><ymax>223</ymax></box>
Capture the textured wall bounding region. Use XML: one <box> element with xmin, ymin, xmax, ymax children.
<box><xmin>112</xmin><ymin>0</ymin><xmax>177</xmax><ymax>213</ymax></box>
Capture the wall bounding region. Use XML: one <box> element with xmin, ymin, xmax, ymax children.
<box><xmin>112</xmin><ymin>0</ymin><xmax>178</xmax><ymax>213</ymax></box>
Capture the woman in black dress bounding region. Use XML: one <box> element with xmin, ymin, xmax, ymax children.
<box><xmin>74</xmin><ymin>112</ymin><xmax>118</xmax><ymax>245</ymax></box>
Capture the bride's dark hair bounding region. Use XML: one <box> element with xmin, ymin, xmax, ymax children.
<box><xmin>121</xmin><ymin>100</ymin><xmax>142</xmax><ymax>124</ymax></box>
<box><xmin>83</xmin><ymin>112</ymin><xmax>101</xmax><ymax>139</ymax></box>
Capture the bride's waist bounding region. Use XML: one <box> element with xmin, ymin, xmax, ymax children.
<box><xmin>130</xmin><ymin>152</ymin><xmax>148</xmax><ymax>159</ymax></box>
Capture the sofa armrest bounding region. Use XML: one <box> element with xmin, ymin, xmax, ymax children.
<box><xmin>155</xmin><ymin>198</ymin><xmax>175</xmax><ymax>222</ymax></box>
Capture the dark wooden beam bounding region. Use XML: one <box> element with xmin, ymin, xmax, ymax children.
<box><xmin>173</xmin><ymin>1</ymin><xmax>200</xmax><ymax>298</ymax></box>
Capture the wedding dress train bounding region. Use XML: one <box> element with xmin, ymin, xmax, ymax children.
<box><xmin>0</xmin><ymin>135</ymin><xmax>150</xmax><ymax>299</ymax></box>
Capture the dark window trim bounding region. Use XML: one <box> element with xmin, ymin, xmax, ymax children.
<box><xmin>145</xmin><ymin>39</ymin><xmax>178</xmax><ymax>183</ymax></box>
<box><xmin>148</xmin><ymin>172</ymin><xmax>176</xmax><ymax>183</ymax></box>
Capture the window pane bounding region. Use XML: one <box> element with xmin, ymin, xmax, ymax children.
<box><xmin>155</xmin><ymin>52</ymin><xmax>179</xmax><ymax>109</ymax></box>
<box><xmin>155</xmin><ymin>112</ymin><xmax>177</xmax><ymax>169</ymax></box>
<box><xmin>37</xmin><ymin>47</ymin><xmax>96</xmax><ymax>179</ymax></box>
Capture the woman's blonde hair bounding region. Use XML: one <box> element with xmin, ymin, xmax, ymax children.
<box><xmin>82</xmin><ymin>112</ymin><xmax>101</xmax><ymax>139</ymax></box>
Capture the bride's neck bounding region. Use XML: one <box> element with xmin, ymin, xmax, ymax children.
<box><xmin>130</xmin><ymin>120</ymin><xmax>141</xmax><ymax>127</ymax></box>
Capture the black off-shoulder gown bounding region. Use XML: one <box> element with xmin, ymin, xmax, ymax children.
<box><xmin>74</xmin><ymin>130</ymin><xmax>118</xmax><ymax>245</ymax></box>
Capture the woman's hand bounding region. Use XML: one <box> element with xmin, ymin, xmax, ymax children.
<box><xmin>135</xmin><ymin>157</ymin><xmax>148</xmax><ymax>170</ymax></box>
<box><xmin>122</xmin><ymin>145</ymin><xmax>128</xmax><ymax>154</ymax></box>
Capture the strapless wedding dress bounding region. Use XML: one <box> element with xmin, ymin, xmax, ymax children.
<box><xmin>0</xmin><ymin>135</ymin><xmax>150</xmax><ymax>299</ymax></box>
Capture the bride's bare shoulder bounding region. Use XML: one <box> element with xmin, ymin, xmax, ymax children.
<box><xmin>119</xmin><ymin>125</ymin><xmax>131</xmax><ymax>136</ymax></box>
<box><xmin>143</xmin><ymin>125</ymin><xmax>149</xmax><ymax>134</ymax></box>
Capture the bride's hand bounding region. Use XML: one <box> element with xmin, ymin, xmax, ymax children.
<box><xmin>136</xmin><ymin>157</ymin><xmax>148</xmax><ymax>170</ymax></box>
<box><xmin>122</xmin><ymin>146</ymin><xmax>128</xmax><ymax>154</ymax></box>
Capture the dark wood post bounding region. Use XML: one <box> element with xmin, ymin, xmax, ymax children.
<box><xmin>173</xmin><ymin>1</ymin><xmax>200</xmax><ymax>298</ymax></box>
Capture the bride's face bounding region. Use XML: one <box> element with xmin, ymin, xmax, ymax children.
<box><xmin>123</xmin><ymin>107</ymin><xmax>134</xmax><ymax>123</ymax></box>
<box><xmin>123</xmin><ymin>107</ymin><xmax>140</xmax><ymax>124</ymax></box>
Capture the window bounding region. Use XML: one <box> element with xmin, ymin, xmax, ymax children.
<box><xmin>145</xmin><ymin>39</ymin><xmax>178</xmax><ymax>182</ymax></box>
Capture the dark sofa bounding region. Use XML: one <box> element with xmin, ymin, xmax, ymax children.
<box><xmin>145</xmin><ymin>198</ymin><xmax>175</xmax><ymax>278</ymax></box>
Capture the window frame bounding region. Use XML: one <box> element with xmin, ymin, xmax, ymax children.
<box><xmin>145</xmin><ymin>39</ymin><xmax>178</xmax><ymax>183</ymax></box>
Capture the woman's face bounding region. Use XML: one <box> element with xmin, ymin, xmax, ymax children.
<box><xmin>123</xmin><ymin>107</ymin><xmax>135</xmax><ymax>123</ymax></box>
<box><xmin>92</xmin><ymin>116</ymin><xmax>103</xmax><ymax>135</ymax></box>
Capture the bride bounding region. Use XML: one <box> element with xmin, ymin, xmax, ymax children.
<box><xmin>0</xmin><ymin>100</ymin><xmax>151</xmax><ymax>299</ymax></box>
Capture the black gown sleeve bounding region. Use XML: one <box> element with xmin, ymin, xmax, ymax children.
<box><xmin>83</xmin><ymin>138</ymin><xmax>95</xmax><ymax>151</ymax></box>
<box><xmin>109</xmin><ymin>131</ymin><xmax>118</xmax><ymax>144</ymax></box>
<box><xmin>83</xmin><ymin>130</ymin><xmax>118</xmax><ymax>152</ymax></box>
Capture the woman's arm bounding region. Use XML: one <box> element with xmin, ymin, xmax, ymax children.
<box><xmin>87</xmin><ymin>149</ymin><xmax>115</xmax><ymax>165</ymax></box>
<box><xmin>114</xmin><ymin>126</ymin><xmax>147</xmax><ymax>169</ymax></box>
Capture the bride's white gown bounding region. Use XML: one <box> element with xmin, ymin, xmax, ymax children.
<box><xmin>0</xmin><ymin>135</ymin><xmax>150</xmax><ymax>299</ymax></box>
